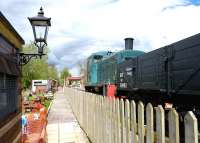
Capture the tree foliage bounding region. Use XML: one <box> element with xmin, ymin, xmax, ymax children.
<box><xmin>22</xmin><ymin>43</ymin><xmax>59</xmax><ymax>89</ymax></box>
<box><xmin>48</xmin><ymin>65</ymin><xmax>59</xmax><ymax>80</ymax></box>
<box><xmin>60</xmin><ymin>67</ymin><xmax>71</xmax><ymax>86</ymax></box>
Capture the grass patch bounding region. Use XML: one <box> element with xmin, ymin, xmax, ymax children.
<box><xmin>43</xmin><ymin>99</ymin><xmax>52</xmax><ymax>110</ymax></box>
<box><xmin>28</xmin><ymin>96</ymin><xmax>35</xmax><ymax>101</ymax></box>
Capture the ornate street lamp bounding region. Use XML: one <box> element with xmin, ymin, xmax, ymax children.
<box><xmin>19</xmin><ymin>7</ymin><xmax>51</xmax><ymax>65</ymax></box>
<box><xmin>28</xmin><ymin>7</ymin><xmax>51</xmax><ymax>54</ymax></box>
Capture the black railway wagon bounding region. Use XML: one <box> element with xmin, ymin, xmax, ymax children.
<box><xmin>117</xmin><ymin>33</ymin><xmax>200</xmax><ymax>109</ymax></box>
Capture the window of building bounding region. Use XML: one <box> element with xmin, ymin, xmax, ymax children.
<box><xmin>0</xmin><ymin>72</ymin><xmax>18</xmax><ymax>120</ymax></box>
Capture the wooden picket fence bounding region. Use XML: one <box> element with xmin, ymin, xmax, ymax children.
<box><xmin>65</xmin><ymin>87</ymin><xmax>199</xmax><ymax>143</ymax></box>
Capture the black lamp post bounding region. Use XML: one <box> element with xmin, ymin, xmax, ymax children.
<box><xmin>19</xmin><ymin>7</ymin><xmax>51</xmax><ymax>65</ymax></box>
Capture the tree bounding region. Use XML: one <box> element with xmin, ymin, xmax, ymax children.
<box><xmin>60</xmin><ymin>67</ymin><xmax>71</xmax><ymax>86</ymax></box>
<box><xmin>48</xmin><ymin>65</ymin><xmax>59</xmax><ymax>80</ymax></box>
<box><xmin>22</xmin><ymin>43</ymin><xmax>59</xmax><ymax>89</ymax></box>
<box><xmin>22</xmin><ymin>58</ymin><xmax>48</xmax><ymax>88</ymax></box>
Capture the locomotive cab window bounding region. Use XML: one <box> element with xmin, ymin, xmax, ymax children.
<box><xmin>94</xmin><ymin>55</ymin><xmax>103</xmax><ymax>60</ymax></box>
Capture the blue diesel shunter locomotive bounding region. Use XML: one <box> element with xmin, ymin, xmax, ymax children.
<box><xmin>85</xmin><ymin>38</ymin><xmax>145</xmax><ymax>94</ymax></box>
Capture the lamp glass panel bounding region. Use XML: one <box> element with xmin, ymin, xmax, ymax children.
<box><xmin>35</xmin><ymin>25</ymin><xmax>46</xmax><ymax>40</ymax></box>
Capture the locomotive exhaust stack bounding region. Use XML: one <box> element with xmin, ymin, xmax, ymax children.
<box><xmin>125</xmin><ymin>38</ymin><xmax>134</xmax><ymax>50</ymax></box>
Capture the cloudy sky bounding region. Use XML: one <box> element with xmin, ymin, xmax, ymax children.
<box><xmin>1</xmin><ymin>0</ymin><xmax>200</xmax><ymax>75</ymax></box>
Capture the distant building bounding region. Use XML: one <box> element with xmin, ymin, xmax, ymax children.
<box><xmin>32</xmin><ymin>79</ymin><xmax>58</xmax><ymax>94</ymax></box>
<box><xmin>65</xmin><ymin>77</ymin><xmax>82</xmax><ymax>87</ymax></box>
<box><xmin>32</xmin><ymin>80</ymin><xmax>48</xmax><ymax>94</ymax></box>
<box><xmin>0</xmin><ymin>12</ymin><xmax>24</xmax><ymax>142</ymax></box>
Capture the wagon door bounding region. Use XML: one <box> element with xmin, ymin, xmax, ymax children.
<box><xmin>137</xmin><ymin>49</ymin><xmax>161</xmax><ymax>91</ymax></box>
<box><xmin>171</xmin><ymin>34</ymin><xmax>200</xmax><ymax>96</ymax></box>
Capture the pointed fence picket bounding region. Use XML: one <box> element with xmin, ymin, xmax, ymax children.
<box><xmin>146</xmin><ymin>103</ymin><xmax>154</xmax><ymax>143</ymax></box>
<box><xmin>120</xmin><ymin>98</ymin><xmax>126</xmax><ymax>143</ymax></box>
<box><xmin>138</xmin><ymin>101</ymin><xmax>144</xmax><ymax>143</ymax></box>
<box><xmin>64</xmin><ymin>87</ymin><xmax>199</xmax><ymax>143</ymax></box>
<box><xmin>156</xmin><ymin>105</ymin><xmax>165</xmax><ymax>143</ymax></box>
<box><xmin>185</xmin><ymin>111</ymin><xmax>198</xmax><ymax>143</ymax></box>
<box><xmin>116</xmin><ymin>98</ymin><xmax>121</xmax><ymax>143</ymax></box>
<box><xmin>125</xmin><ymin>99</ymin><xmax>131</xmax><ymax>143</ymax></box>
<box><xmin>168</xmin><ymin>108</ymin><xmax>179</xmax><ymax>143</ymax></box>
<box><xmin>130</xmin><ymin>100</ymin><xmax>137</xmax><ymax>143</ymax></box>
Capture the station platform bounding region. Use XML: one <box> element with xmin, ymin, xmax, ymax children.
<box><xmin>46</xmin><ymin>90</ymin><xmax>89</xmax><ymax>143</ymax></box>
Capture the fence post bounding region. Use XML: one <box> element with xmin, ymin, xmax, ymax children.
<box><xmin>93</xmin><ymin>94</ymin><xmax>96</xmax><ymax>142</ymax></box>
<box><xmin>82</xmin><ymin>92</ymin><xmax>85</xmax><ymax>130</ymax></box>
<box><xmin>94</xmin><ymin>95</ymin><xmax>97</xmax><ymax>142</ymax></box>
<box><xmin>168</xmin><ymin>108</ymin><xmax>179</xmax><ymax>143</ymax></box>
<box><xmin>138</xmin><ymin>101</ymin><xmax>144</xmax><ymax>143</ymax></box>
<box><xmin>90</xmin><ymin>94</ymin><xmax>96</xmax><ymax>142</ymax></box>
<box><xmin>106</xmin><ymin>97</ymin><xmax>110</xmax><ymax>143</ymax></box>
<box><xmin>79</xmin><ymin>91</ymin><xmax>81</xmax><ymax>120</ymax></box>
<box><xmin>125</xmin><ymin>99</ymin><xmax>131</xmax><ymax>143</ymax></box>
<box><xmin>103</xmin><ymin>96</ymin><xmax>107</xmax><ymax>143</ymax></box>
<box><xmin>146</xmin><ymin>103</ymin><xmax>154</xmax><ymax>143</ymax></box>
<box><xmin>156</xmin><ymin>105</ymin><xmax>165</xmax><ymax>143</ymax></box>
<box><xmin>85</xmin><ymin>92</ymin><xmax>88</xmax><ymax>134</ymax></box>
<box><xmin>130</xmin><ymin>100</ymin><xmax>137</xmax><ymax>143</ymax></box>
<box><xmin>84</xmin><ymin>92</ymin><xmax>87</xmax><ymax>135</ymax></box>
<box><xmin>112</xmin><ymin>98</ymin><xmax>116</xmax><ymax>143</ymax></box>
<box><xmin>109</xmin><ymin>97</ymin><xmax>111</xmax><ymax>143</ymax></box>
<box><xmin>97</xmin><ymin>96</ymin><xmax>100</xmax><ymax>143</ymax></box>
<box><xmin>89</xmin><ymin>93</ymin><xmax>91</xmax><ymax>136</ymax></box>
<box><xmin>120</xmin><ymin>99</ymin><xmax>126</xmax><ymax>143</ymax></box>
<box><xmin>109</xmin><ymin>97</ymin><xmax>112</xmax><ymax>143</ymax></box>
<box><xmin>184</xmin><ymin>111</ymin><xmax>198</xmax><ymax>143</ymax></box>
<box><xmin>116</xmin><ymin>98</ymin><xmax>121</xmax><ymax>143</ymax></box>
<box><xmin>100</xmin><ymin>96</ymin><xmax>103</xmax><ymax>143</ymax></box>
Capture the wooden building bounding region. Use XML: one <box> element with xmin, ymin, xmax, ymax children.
<box><xmin>0</xmin><ymin>12</ymin><xmax>24</xmax><ymax>142</ymax></box>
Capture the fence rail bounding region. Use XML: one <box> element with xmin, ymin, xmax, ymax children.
<box><xmin>65</xmin><ymin>88</ymin><xmax>199</xmax><ymax>143</ymax></box>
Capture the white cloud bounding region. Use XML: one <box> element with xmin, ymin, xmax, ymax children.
<box><xmin>1</xmin><ymin>0</ymin><xmax>200</xmax><ymax>76</ymax></box>
<box><xmin>48</xmin><ymin>52</ymin><xmax>59</xmax><ymax>65</ymax></box>
<box><xmin>69</xmin><ymin>66</ymin><xmax>80</xmax><ymax>77</ymax></box>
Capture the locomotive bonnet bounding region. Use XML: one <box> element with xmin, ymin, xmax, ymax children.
<box><xmin>85</xmin><ymin>37</ymin><xmax>145</xmax><ymax>93</ymax></box>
